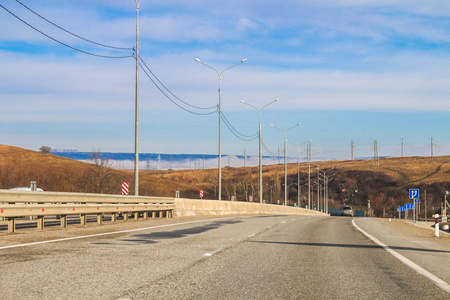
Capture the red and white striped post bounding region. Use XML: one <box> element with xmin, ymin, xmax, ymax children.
<box><xmin>122</xmin><ymin>182</ymin><xmax>129</xmax><ymax>195</ymax></box>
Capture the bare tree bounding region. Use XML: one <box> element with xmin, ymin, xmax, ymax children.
<box><xmin>89</xmin><ymin>149</ymin><xmax>114</xmax><ymax>194</ymax></box>
<box><xmin>39</xmin><ymin>145</ymin><xmax>52</xmax><ymax>154</ymax></box>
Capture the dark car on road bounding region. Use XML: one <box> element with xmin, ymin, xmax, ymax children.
<box><xmin>340</xmin><ymin>205</ymin><xmax>354</xmax><ymax>217</ymax></box>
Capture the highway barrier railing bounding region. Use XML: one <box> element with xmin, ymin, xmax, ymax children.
<box><xmin>0</xmin><ymin>190</ymin><xmax>176</xmax><ymax>233</ymax></box>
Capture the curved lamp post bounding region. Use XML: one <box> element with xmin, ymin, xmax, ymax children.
<box><xmin>195</xmin><ymin>58</ymin><xmax>247</xmax><ymax>200</ymax></box>
<box><xmin>270</xmin><ymin>123</ymin><xmax>301</xmax><ymax>206</ymax></box>
<box><xmin>240</xmin><ymin>98</ymin><xmax>279</xmax><ymax>204</ymax></box>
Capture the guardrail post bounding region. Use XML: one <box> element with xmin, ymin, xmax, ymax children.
<box><xmin>37</xmin><ymin>216</ymin><xmax>44</xmax><ymax>230</ymax></box>
<box><xmin>159</xmin><ymin>211</ymin><xmax>163</xmax><ymax>218</ymax></box>
<box><xmin>8</xmin><ymin>217</ymin><xmax>16</xmax><ymax>233</ymax></box>
<box><xmin>111</xmin><ymin>213</ymin><xmax>117</xmax><ymax>222</ymax></box>
<box><xmin>97</xmin><ymin>213</ymin><xmax>103</xmax><ymax>225</ymax></box>
<box><xmin>61</xmin><ymin>215</ymin><xmax>67</xmax><ymax>228</ymax></box>
<box><xmin>152</xmin><ymin>212</ymin><xmax>156</xmax><ymax>219</ymax></box>
<box><xmin>134</xmin><ymin>212</ymin><xmax>139</xmax><ymax>220</ymax></box>
<box><xmin>143</xmin><ymin>212</ymin><xmax>148</xmax><ymax>219</ymax></box>
<box><xmin>80</xmin><ymin>214</ymin><xmax>86</xmax><ymax>226</ymax></box>
<box><xmin>166</xmin><ymin>211</ymin><xmax>169</xmax><ymax>218</ymax></box>
<box><xmin>124</xmin><ymin>213</ymin><xmax>129</xmax><ymax>221</ymax></box>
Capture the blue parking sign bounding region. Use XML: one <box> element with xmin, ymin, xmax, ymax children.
<box><xmin>409</xmin><ymin>189</ymin><xmax>419</xmax><ymax>199</ymax></box>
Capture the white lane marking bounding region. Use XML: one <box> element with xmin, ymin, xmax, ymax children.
<box><xmin>352</xmin><ymin>218</ymin><xmax>450</xmax><ymax>293</ymax></box>
<box><xmin>204</xmin><ymin>247</ymin><xmax>223</xmax><ymax>257</ymax></box>
<box><xmin>0</xmin><ymin>216</ymin><xmax>247</xmax><ymax>250</ymax></box>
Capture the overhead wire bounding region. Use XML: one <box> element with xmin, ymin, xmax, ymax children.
<box><xmin>220</xmin><ymin>112</ymin><xmax>258</xmax><ymax>142</ymax></box>
<box><xmin>15</xmin><ymin>0</ymin><xmax>133</xmax><ymax>51</ymax></box>
<box><xmin>139</xmin><ymin>56</ymin><xmax>217</xmax><ymax>110</ymax></box>
<box><xmin>261</xmin><ymin>138</ymin><xmax>277</xmax><ymax>156</ymax></box>
<box><xmin>139</xmin><ymin>60</ymin><xmax>218</xmax><ymax>115</ymax></box>
<box><xmin>0</xmin><ymin>4</ymin><xmax>133</xmax><ymax>59</ymax></box>
<box><xmin>3</xmin><ymin>2</ymin><xmax>261</xmax><ymax>138</ymax></box>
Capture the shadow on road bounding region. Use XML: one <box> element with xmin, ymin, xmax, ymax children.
<box><xmin>249</xmin><ymin>240</ymin><xmax>450</xmax><ymax>254</ymax></box>
<box><xmin>95</xmin><ymin>219</ymin><xmax>244</xmax><ymax>245</ymax></box>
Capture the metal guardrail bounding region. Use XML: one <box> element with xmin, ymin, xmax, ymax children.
<box><xmin>0</xmin><ymin>190</ymin><xmax>176</xmax><ymax>233</ymax></box>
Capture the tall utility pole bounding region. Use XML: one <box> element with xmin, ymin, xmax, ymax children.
<box><xmin>270</xmin><ymin>123</ymin><xmax>301</xmax><ymax>206</ymax></box>
<box><xmin>401</xmin><ymin>137</ymin><xmax>404</xmax><ymax>158</ymax></box>
<box><xmin>240</xmin><ymin>98</ymin><xmax>279</xmax><ymax>204</ymax></box>
<box><xmin>244</xmin><ymin>149</ymin><xmax>247</xmax><ymax>167</ymax></box>
<box><xmin>308</xmin><ymin>142</ymin><xmax>311</xmax><ymax>209</ymax></box>
<box><xmin>195</xmin><ymin>58</ymin><xmax>247</xmax><ymax>200</ymax></box>
<box><xmin>431</xmin><ymin>137</ymin><xmax>434</xmax><ymax>161</ymax></box>
<box><xmin>134</xmin><ymin>0</ymin><xmax>141</xmax><ymax>196</ymax></box>
<box><xmin>351</xmin><ymin>140</ymin><xmax>354</xmax><ymax>160</ymax></box>
<box><xmin>374</xmin><ymin>140</ymin><xmax>379</xmax><ymax>166</ymax></box>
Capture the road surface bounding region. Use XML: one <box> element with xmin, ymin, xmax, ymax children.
<box><xmin>1</xmin><ymin>215</ymin><xmax>449</xmax><ymax>299</ymax></box>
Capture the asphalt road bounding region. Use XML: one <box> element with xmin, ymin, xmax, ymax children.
<box><xmin>1</xmin><ymin>215</ymin><xmax>449</xmax><ymax>299</ymax></box>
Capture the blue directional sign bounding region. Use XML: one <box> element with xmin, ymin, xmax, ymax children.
<box><xmin>398</xmin><ymin>206</ymin><xmax>406</xmax><ymax>212</ymax></box>
<box><xmin>405</xmin><ymin>203</ymin><xmax>415</xmax><ymax>209</ymax></box>
<box><xmin>414</xmin><ymin>199</ymin><xmax>420</xmax><ymax>203</ymax></box>
<box><xmin>409</xmin><ymin>189</ymin><xmax>419</xmax><ymax>199</ymax></box>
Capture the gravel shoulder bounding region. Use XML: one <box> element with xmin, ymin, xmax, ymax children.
<box><xmin>373</xmin><ymin>218</ymin><xmax>450</xmax><ymax>246</ymax></box>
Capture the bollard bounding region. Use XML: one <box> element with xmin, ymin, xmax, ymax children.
<box><xmin>8</xmin><ymin>217</ymin><xmax>16</xmax><ymax>233</ymax></box>
<box><xmin>80</xmin><ymin>214</ymin><xmax>86</xmax><ymax>226</ymax></box>
<box><xmin>61</xmin><ymin>215</ymin><xmax>67</xmax><ymax>228</ymax></box>
<box><xmin>37</xmin><ymin>216</ymin><xmax>44</xmax><ymax>230</ymax></box>
<box><xmin>435</xmin><ymin>214</ymin><xmax>440</xmax><ymax>237</ymax></box>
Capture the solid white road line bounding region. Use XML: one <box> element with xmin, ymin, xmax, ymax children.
<box><xmin>352</xmin><ymin>218</ymin><xmax>450</xmax><ymax>294</ymax></box>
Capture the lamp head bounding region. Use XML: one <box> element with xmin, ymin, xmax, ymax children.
<box><xmin>275</xmin><ymin>98</ymin><xmax>280</xmax><ymax>102</ymax></box>
<box><xmin>241</xmin><ymin>59</ymin><xmax>247</xmax><ymax>63</ymax></box>
<box><xmin>195</xmin><ymin>58</ymin><xmax>201</xmax><ymax>62</ymax></box>
<box><xmin>240</xmin><ymin>100</ymin><xmax>245</xmax><ymax>103</ymax></box>
<box><xmin>270</xmin><ymin>124</ymin><xmax>274</xmax><ymax>127</ymax></box>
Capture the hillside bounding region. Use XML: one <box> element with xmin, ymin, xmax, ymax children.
<box><xmin>1</xmin><ymin>144</ymin><xmax>449</xmax><ymax>217</ymax></box>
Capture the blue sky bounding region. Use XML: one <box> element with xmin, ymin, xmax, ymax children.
<box><xmin>1</xmin><ymin>0</ymin><xmax>449</xmax><ymax>162</ymax></box>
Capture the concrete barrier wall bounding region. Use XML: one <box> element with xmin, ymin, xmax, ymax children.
<box><xmin>175</xmin><ymin>198</ymin><xmax>328</xmax><ymax>217</ymax></box>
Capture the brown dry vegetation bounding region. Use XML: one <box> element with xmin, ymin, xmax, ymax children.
<box><xmin>1</xmin><ymin>145</ymin><xmax>449</xmax><ymax>217</ymax></box>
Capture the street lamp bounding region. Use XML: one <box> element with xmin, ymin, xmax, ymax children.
<box><xmin>195</xmin><ymin>58</ymin><xmax>247</xmax><ymax>200</ymax></box>
<box><xmin>134</xmin><ymin>0</ymin><xmax>141</xmax><ymax>196</ymax></box>
<box><xmin>319</xmin><ymin>169</ymin><xmax>334</xmax><ymax>213</ymax></box>
<box><xmin>308</xmin><ymin>148</ymin><xmax>320</xmax><ymax>209</ymax></box>
<box><xmin>240</xmin><ymin>98</ymin><xmax>279</xmax><ymax>204</ymax></box>
<box><xmin>267</xmin><ymin>183</ymin><xmax>277</xmax><ymax>204</ymax></box>
<box><xmin>289</xmin><ymin>139</ymin><xmax>312</xmax><ymax>207</ymax></box>
<box><xmin>270</xmin><ymin>123</ymin><xmax>301</xmax><ymax>206</ymax></box>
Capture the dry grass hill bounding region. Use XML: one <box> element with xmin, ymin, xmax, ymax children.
<box><xmin>1</xmin><ymin>144</ymin><xmax>449</xmax><ymax>217</ymax></box>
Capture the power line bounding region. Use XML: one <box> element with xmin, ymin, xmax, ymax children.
<box><xmin>0</xmin><ymin>4</ymin><xmax>133</xmax><ymax>59</ymax></box>
<box><xmin>261</xmin><ymin>138</ymin><xmax>277</xmax><ymax>156</ymax></box>
<box><xmin>15</xmin><ymin>0</ymin><xmax>133</xmax><ymax>51</ymax></box>
<box><xmin>139</xmin><ymin>60</ymin><xmax>217</xmax><ymax>116</ymax></box>
<box><xmin>139</xmin><ymin>56</ymin><xmax>217</xmax><ymax>110</ymax></box>
<box><xmin>221</xmin><ymin>112</ymin><xmax>258</xmax><ymax>142</ymax></box>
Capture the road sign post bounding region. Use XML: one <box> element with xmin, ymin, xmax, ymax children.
<box><xmin>409</xmin><ymin>189</ymin><xmax>419</xmax><ymax>223</ymax></box>
<box><xmin>200</xmin><ymin>190</ymin><xmax>204</xmax><ymax>199</ymax></box>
